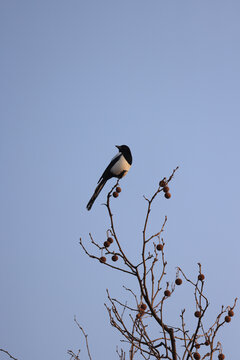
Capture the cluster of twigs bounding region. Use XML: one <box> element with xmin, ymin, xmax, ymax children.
<box><xmin>74</xmin><ymin>167</ymin><xmax>237</xmax><ymax>360</ymax></box>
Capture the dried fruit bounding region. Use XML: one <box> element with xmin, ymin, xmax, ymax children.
<box><xmin>175</xmin><ymin>278</ymin><xmax>182</xmax><ymax>286</ymax></box>
<box><xmin>165</xmin><ymin>192</ymin><xmax>171</xmax><ymax>199</ymax></box>
<box><xmin>163</xmin><ymin>186</ymin><xmax>170</xmax><ymax>193</ymax></box>
<box><xmin>194</xmin><ymin>311</ymin><xmax>201</xmax><ymax>318</ymax></box>
<box><xmin>107</xmin><ymin>237</ymin><xmax>114</xmax><ymax>243</ymax></box>
<box><xmin>159</xmin><ymin>179</ymin><xmax>166</xmax><ymax>187</ymax></box>
<box><xmin>193</xmin><ymin>352</ymin><xmax>201</xmax><ymax>360</ymax></box>
<box><xmin>140</xmin><ymin>303</ymin><xmax>147</xmax><ymax>310</ymax></box>
<box><xmin>156</xmin><ymin>244</ymin><xmax>163</xmax><ymax>251</ymax></box>
<box><xmin>205</xmin><ymin>340</ymin><xmax>210</xmax><ymax>346</ymax></box>
<box><xmin>99</xmin><ymin>256</ymin><xmax>106</xmax><ymax>263</ymax></box>
<box><xmin>164</xmin><ymin>290</ymin><xmax>171</xmax><ymax>297</ymax></box>
<box><xmin>195</xmin><ymin>343</ymin><xmax>200</xmax><ymax>349</ymax></box>
<box><xmin>112</xmin><ymin>255</ymin><xmax>118</xmax><ymax>262</ymax></box>
<box><xmin>218</xmin><ymin>354</ymin><xmax>225</xmax><ymax>360</ymax></box>
<box><xmin>116</xmin><ymin>186</ymin><xmax>122</xmax><ymax>193</ymax></box>
<box><xmin>198</xmin><ymin>274</ymin><xmax>205</xmax><ymax>281</ymax></box>
<box><xmin>113</xmin><ymin>191</ymin><xmax>119</xmax><ymax>198</ymax></box>
<box><xmin>225</xmin><ymin>315</ymin><xmax>231</xmax><ymax>323</ymax></box>
<box><xmin>104</xmin><ymin>240</ymin><xmax>111</xmax><ymax>248</ymax></box>
<box><xmin>228</xmin><ymin>309</ymin><xmax>234</xmax><ymax>317</ymax></box>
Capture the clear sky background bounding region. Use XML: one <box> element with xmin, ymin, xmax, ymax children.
<box><xmin>1</xmin><ymin>1</ymin><xmax>239</xmax><ymax>359</ymax></box>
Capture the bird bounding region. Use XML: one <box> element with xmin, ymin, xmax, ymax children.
<box><xmin>86</xmin><ymin>145</ymin><xmax>132</xmax><ymax>211</ymax></box>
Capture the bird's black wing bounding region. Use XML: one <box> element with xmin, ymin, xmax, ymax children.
<box><xmin>97</xmin><ymin>153</ymin><xmax>121</xmax><ymax>183</ymax></box>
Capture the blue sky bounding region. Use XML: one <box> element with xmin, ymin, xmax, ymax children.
<box><xmin>1</xmin><ymin>1</ymin><xmax>239</xmax><ymax>359</ymax></box>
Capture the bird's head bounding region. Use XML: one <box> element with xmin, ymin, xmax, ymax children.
<box><xmin>115</xmin><ymin>145</ymin><xmax>130</xmax><ymax>153</ymax></box>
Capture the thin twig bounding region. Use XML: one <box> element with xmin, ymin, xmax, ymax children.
<box><xmin>73</xmin><ymin>317</ymin><xmax>92</xmax><ymax>360</ymax></box>
<box><xmin>0</xmin><ymin>350</ymin><xmax>19</xmax><ymax>360</ymax></box>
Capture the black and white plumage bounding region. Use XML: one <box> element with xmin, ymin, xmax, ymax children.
<box><xmin>86</xmin><ymin>145</ymin><xmax>132</xmax><ymax>211</ymax></box>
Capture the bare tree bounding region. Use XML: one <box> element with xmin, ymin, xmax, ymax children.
<box><xmin>72</xmin><ymin>168</ymin><xmax>237</xmax><ymax>360</ymax></box>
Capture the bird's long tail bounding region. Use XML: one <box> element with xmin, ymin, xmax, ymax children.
<box><xmin>86</xmin><ymin>179</ymin><xmax>107</xmax><ymax>211</ymax></box>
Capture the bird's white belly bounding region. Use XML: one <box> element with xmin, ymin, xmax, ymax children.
<box><xmin>110</xmin><ymin>156</ymin><xmax>131</xmax><ymax>177</ymax></box>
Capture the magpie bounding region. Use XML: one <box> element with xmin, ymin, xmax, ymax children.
<box><xmin>86</xmin><ymin>145</ymin><xmax>132</xmax><ymax>211</ymax></box>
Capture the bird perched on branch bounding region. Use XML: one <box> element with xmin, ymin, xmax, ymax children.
<box><xmin>86</xmin><ymin>145</ymin><xmax>132</xmax><ymax>211</ymax></box>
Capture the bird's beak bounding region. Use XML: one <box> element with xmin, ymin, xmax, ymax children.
<box><xmin>115</xmin><ymin>145</ymin><xmax>120</xmax><ymax>150</ymax></box>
